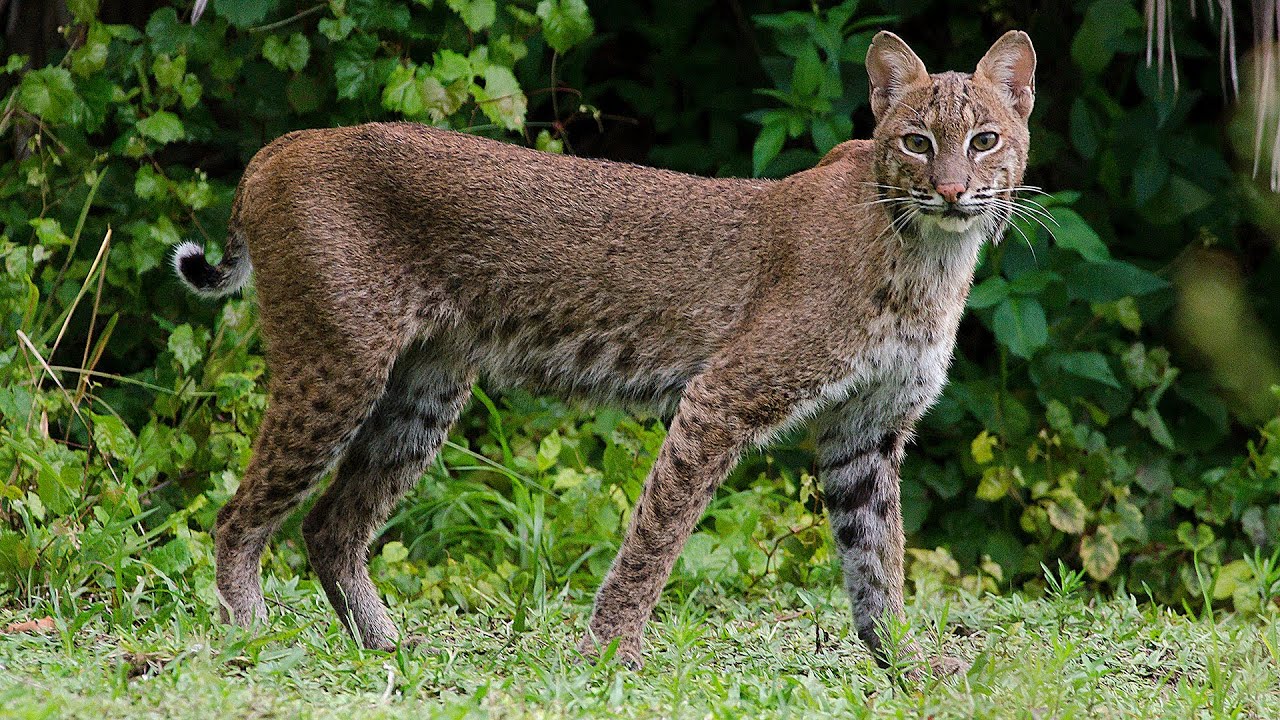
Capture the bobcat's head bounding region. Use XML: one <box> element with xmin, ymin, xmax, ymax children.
<box><xmin>866</xmin><ymin>30</ymin><xmax>1035</xmax><ymax>237</ymax></box>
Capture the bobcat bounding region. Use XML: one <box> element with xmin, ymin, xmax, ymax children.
<box><xmin>174</xmin><ymin>30</ymin><xmax>1035</xmax><ymax>673</ymax></box>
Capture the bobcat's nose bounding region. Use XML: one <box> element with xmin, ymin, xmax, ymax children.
<box><xmin>935</xmin><ymin>182</ymin><xmax>966</xmax><ymax>204</ymax></box>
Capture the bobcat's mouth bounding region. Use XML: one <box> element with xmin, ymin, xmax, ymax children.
<box><xmin>914</xmin><ymin>203</ymin><xmax>985</xmax><ymax>233</ymax></box>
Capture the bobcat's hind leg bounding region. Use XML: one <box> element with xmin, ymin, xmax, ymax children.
<box><xmin>215</xmin><ymin>344</ymin><xmax>398</xmax><ymax>630</ymax></box>
<box><xmin>302</xmin><ymin>342</ymin><xmax>473</xmax><ymax>651</ymax></box>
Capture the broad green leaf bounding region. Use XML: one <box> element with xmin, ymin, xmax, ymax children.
<box><xmin>473</xmin><ymin>65</ymin><xmax>526</xmax><ymax>130</ymax></box>
<box><xmin>992</xmin><ymin>296</ymin><xmax>1048</xmax><ymax>359</ymax></box>
<box><xmin>318</xmin><ymin>16</ymin><xmax>356</xmax><ymax>41</ymax></box>
<box><xmin>1069</xmin><ymin>99</ymin><xmax>1098</xmax><ymax>158</ymax></box>
<box><xmin>213</xmin><ymin>0</ymin><xmax>277</xmax><ymax>28</ymax></box>
<box><xmin>433</xmin><ymin>50</ymin><xmax>473</xmax><ymax>83</ymax></box>
<box><xmin>537</xmin><ymin>0</ymin><xmax>594</xmax><ymax>53</ymax></box>
<box><xmin>136</xmin><ymin>111</ymin><xmax>185</xmax><ymax>144</ymax></box>
<box><xmin>967</xmin><ymin>277</ymin><xmax>1008</xmax><ymax>309</ymax></box>
<box><xmin>1049</xmin><ymin>208</ymin><xmax>1110</xmax><ymax>262</ymax></box>
<box><xmin>791</xmin><ymin>45</ymin><xmax>822</xmax><ymax>97</ymax></box>
<box><xmin>1052</xmin><ymin>351</ymin><xmax>1122</xmax><ymax>388</ymax></box>
<box><xmin>421</xmin><ymin>76</ymin><xmax>468</xmax><ymax>121</ymax></box>
<box><xmin>1133</xmin><ymin>407</ymin><xmax>1175</xmax><ymax>449</ymax></box>
<box><xmin>1212</xmin><ymin>560</ymin><xmax>1254</xmax><ymax>600</ymax></box>
<box><xmin>976</xmin><ymin>467</ymin><xmax>1012</xmax><ymax>502</ymax></box>
<box><xmin>1132</xmin><ymin>144</ymin><xmax>1168</xmax><ymax>206</ymax></box>
<box><xmin>334</xmin><ymin>36</ymin><xmax>387</xmax><ymax>101</ymax></box>
<box><xmin>17</xmin><ymin>67</ymin><xmax>80</xmax><ymax>123</ymax></box>
<box><xmin>448</xmin><ymin>0</ymin><xmax>497</xmax><ymax>32</ymax></box>
<box><xmin>152</xmin><ymin>54</ymin><xmax>186</xmax><ymax>89</ymax></box>
<box><xmin>1065</xmin><ymin>260</ymin><xmax>1168</xmax><ymax>302</ymax></box>
<box><xmin>1071</xmin><ymin>0</ymin><xmax>1142</xmax><ymax>74</ymax></box>
<box><xmin>168</xmin><ymin>324</ymin><xmax>204</xmax><ymax>373</ymax></box>
<box><xmin>148</xmin><ymin>538</ymin><xmax>193</xmax><ymax>577</ymax></box>
<box><xmin>381</xmin><ymin>541</ymin><xmax>409</xmax><ymax>564</ymax></box>
<box><xmin>971</xmin><ymin>430</ymin><xmax>997</xmax><ymax>465</ymax></box>
<box><xmin>67</xmin><ymin>0</ymin><xmax>99</xmax><ymax>23</ymax></box>
<box><xmin>382</xmin><ymin>63</ymin><xmax>425</xmax><ymax>116</ymax></box>
<box><xmin>1047</xmin><ymin>489</ymin><xmax>1087</xmax><ymax>534</ymax></box>
<box><xmin>1175</xmin><ymin>521</ymin><xmax>1214</xmax><ymax>551</ymax></box>
<box><xmin>537</xmin><ymin>431</ymin><xmax>562</xmax><ymax>472</ymax></box>
<box><xmin>536</xmin><ymin>129</ymin><xmax>564</xmax><ymax>154</ymax></box>
<box><xmin>89</xmin><ymin>412</ymin><xmax>138</xmax><ymax>461</ymax></box>
<box><xmin>263</xmin><ymin>33</ymin><xmax>310</xmax><ymax>73</ymax></box>
<box><xmin>753</xmin><ymin>120</ymin><xmax>786</xmax><ymax>177</ymax></box>
<box><xmin>1080</xmin><ymin>526</ymin><xmax>1120</xmax><ymax>580</ymax></box>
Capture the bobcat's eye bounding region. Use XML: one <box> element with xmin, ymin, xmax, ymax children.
<box><xmin>902</xmin><ymin>134</ymin><xmax>932</xmax><ymax>154</ymax></box>
<box><xmin>971</xmin><ymin>132</ymin><xmax>999</xmax><ymax>152</ymax></box>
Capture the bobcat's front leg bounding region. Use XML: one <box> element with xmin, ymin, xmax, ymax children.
<box><xmin>579</xmin><ymin>371</ymin><xmax>776</xmax><ymax>669</ymax></box>
<box><xmin>817</xmin><ymin>405</ymin><xmax>965</xmax><ymax>677</ymax></box>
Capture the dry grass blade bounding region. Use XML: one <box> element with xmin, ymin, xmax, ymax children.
<box><xmin>48</xmin><ymin>227</ymin><xmax>112</xmax><ymax>358</ymax></box>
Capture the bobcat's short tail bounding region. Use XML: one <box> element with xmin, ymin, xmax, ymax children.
<box><xmin>172</xmin><ymin>227</ymin><xmax>251</xmax><ymax>298</ymax></box>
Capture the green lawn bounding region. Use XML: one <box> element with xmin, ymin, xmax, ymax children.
<box><xmin>3</xmin><ymin>577</ymin><xmax>1277</xmax><ymax>719</ymax></box>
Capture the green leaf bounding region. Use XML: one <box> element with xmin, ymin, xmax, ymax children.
<box><xmin>381</xmin><ymin>541</ymin><xmax>409</xmax><ymax>564</ymax></box>
<box><xmin>1212</xmin><ymin>560</ymin><xmax>1253</xmax><ymax>600</ymax></box>
<box><xmin>791</xmin><ymin>45</ymin><xmax>822</xmax><ymax>97</ymax></box>
<box><xmin>537</xmin><ymin>431</ymin><xmax>562</xmax><ymax>472</ymax></box>
<box><xmin>152</xmin><ymin>54</ymin><xmax>186</xmax><ymax>89</ymax></box>
<box><xmin>1071</xmin><ymin>0</ymin><xmax>1142</xmax><ymax>74</ymax></box>
<box><xmin>536</xmin><ymin>129</ymin><xmax>564</xmax><ymax>154</ymax></box>
<box><xmin>263</xmin><ymin>33</ymin><xmax>310</xmax><ymax>73</ymax></box>
<box><xmin>136</xmin><ymin>111</ymin><xmax>185</xmax><ymax>144</ymax></box>
<box><xmin>168</xmin><ymin>324</ymin><xmax>204</xmax><ymax>373</ymax></box>
<box><xmin>473</xmin><ymin>65</ymin><xmax>526</xmax><ymax>130</ymax></box>
<box><xmin>536</xmin><ymin>0</ymin><xmax>595</xmax><ymax>54</ymax></box>
<box><xmin>17</xmin><ymin>67</ymin><xmax>80</xmax><ymax>123</ymax></box>
<box><xmin>968</xmin><ymin>277</ymin><xmax>1009</xmax><ymax>309</ymax></box>
<box><xmin>1047</xmin><ymin>489</ymin><xmax>1087</xmax><ymax>534</ymax></box>
<box><xmin>1080</xmin><ymin>526</ymin><xmax>1120</xmax><ymax>580</ymax></box>
<box><xmin>334</xmin><ymin>36</ymin><xmax>390</xmax><ymax>101</ymax></box>
<box><xmin>448</xmin><ymin>0</ymin><xmax>497</xmax><ymax>32</ymax></box>
<box><xmin>1049</xmin><ymin>208</ymin><xmax>1110</xmax><ymax>262</ymax></box>
<box><xmin>148</xmin><ymin>538</ymin><xmax>193</xmax><ymax>577</ymax></box>
<box><xmin>992</xmin><ymin>296</ymin><xmax>1048</xmax><ymax>359</ymax></box>
<box><xmin>1065</xmin><ymin>260</ymin><xmax>1168</xmax><ymax>302</ymax></box>
<box><xmin>67</xmin><ymin>0</ymin><xmax>99</xmax><ymax>23</ymax></box>
<box><xmin>1132</xmin><ymin>144</ymin><xmax>1169</xmax><ymax>206</ymax></box>
<box><xmin>1133</xmin><ymin>407</ymin><xmax>1175</xmax><ymax>449</ymax></box>
<box><xmin>1175</xmin><ymin>521</ymin><xmax>1214</xmax><ymax>551</ymax></box>
<box><xmin>134</xmin><ymin>166</ymin><xmax>167</xmax><ymax>200</ymax></box>
<box><xmin>753</xmin><ymin>120</ymin><xmax>786</xmax><ymax>177</ymax></box>
<box><xmin>382</xmin><ymin>63</ymin><xmax>425</xmax><ymax>116</ymax></box>
<box><xmin>89</xmin><ymin>412</ymin><xmax>138</xmax><ymax>461</ymax></box>
<box><xmin>976</xmin><ymin>467</ymin><xmax>1010</xmax><ymax>502</ymax></box>
<box><xmin>318</xmin><ymin>16</ymin><xmax>356</xmax><ymax>41</ymax></box>
<box><xmin>213</xmin><ymin>0</ymin><xmax>277</xmax><ymax>28</ymax></box>
<box><xmin>1052</xmin><ymin>351</ymin><xmax>1122</xmax><ymax>388</ymax></box>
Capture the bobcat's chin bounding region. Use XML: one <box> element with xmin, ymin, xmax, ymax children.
<box><xmin>920</xmin><ymin>212</ymin><xmax>982</xmax><ymax>234</ymax></box>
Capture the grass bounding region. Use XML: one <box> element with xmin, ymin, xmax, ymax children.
<box><xmin>3</xmin><ymin>573</ymin><xmax>1278</xmax><ymax>719</ymax></box>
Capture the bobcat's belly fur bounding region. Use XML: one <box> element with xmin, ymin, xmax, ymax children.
<box><xmin>175</xmin><ymin>30</ymin><xmax>1036</xmax><ymax>676</ymax></box>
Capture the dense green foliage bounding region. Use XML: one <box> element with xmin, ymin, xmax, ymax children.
<box><xmin>1</xmin><ymin>0</ymin><xmax>1278</xmax><ymax>630</ymax></box>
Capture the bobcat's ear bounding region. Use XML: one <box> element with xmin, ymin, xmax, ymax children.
<box><xmin>865</xmin><ymin>31</ymin><xmax>930</xmax><ymax>120</ymax></box>
<box><xmin>975</xmin><ymin>30</ymin><xmax>1036</xmax><ymax>120</ymax></box>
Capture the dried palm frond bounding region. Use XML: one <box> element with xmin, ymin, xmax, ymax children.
<box><xmin>1148</xmin><ymin>0</ymin><xmax>1279</xmax><ymax>188</ymax></box>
